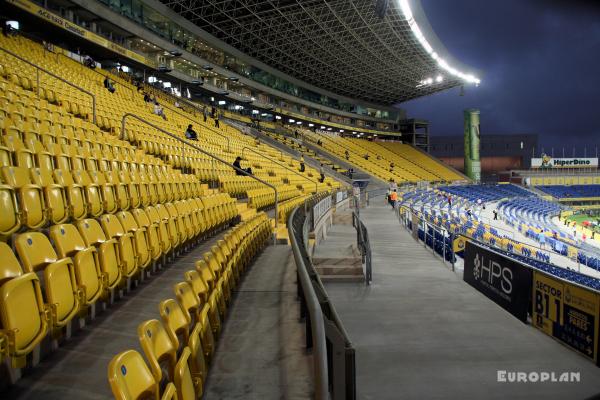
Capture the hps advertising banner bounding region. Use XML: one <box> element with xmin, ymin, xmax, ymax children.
<box><xmin>463</xmin><ymin>241</ymin><xmax>532</xmax><ymax>322</ymax></box>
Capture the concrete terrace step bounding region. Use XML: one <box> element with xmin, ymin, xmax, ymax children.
<box><xmin>319</xmin><ymin>274</ymin><xmax>364</xmax><ymax>283</ymax></box>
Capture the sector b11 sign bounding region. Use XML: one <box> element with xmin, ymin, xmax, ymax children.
<box><xmin>532</xmin><ymin>272</ymin><xmax>600</xmax><ymax>364</ymax></box>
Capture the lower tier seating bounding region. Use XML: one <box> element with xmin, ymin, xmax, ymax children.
<box><xmin>108</xmin><ymin>213</ymin><xmax>272</xmax><ymax>399</ymax></box>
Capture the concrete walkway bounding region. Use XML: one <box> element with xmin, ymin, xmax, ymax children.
<box><xmin>204</xmin><ymin>245</ymin><xmax>313</xmax><ymax>399</ymax></box>
<box><xmin>323</xmin><ymin>202</ymin><xmax>600</xmax><ymax>400</ymax></box>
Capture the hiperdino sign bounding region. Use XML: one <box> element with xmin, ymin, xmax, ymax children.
<box><xmin>532</xmin><ymin>155</ymin><xmax>598</xmax><ymax>168</ymax></box>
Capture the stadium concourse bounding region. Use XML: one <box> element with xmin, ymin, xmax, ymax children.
<box><xmin>2</xmin><ymin>0</ymin><xmax>600</xmax><ymax>398</ymax></box>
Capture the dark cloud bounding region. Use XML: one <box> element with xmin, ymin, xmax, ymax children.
<box><xmin>401</xmin><ymin>0</ymin><xmax>600</xmax><ymax>154</ymax></box>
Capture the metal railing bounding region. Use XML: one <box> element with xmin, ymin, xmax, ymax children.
<box><xmin>288</xmin><ymin>196</ymin><xmax>356</xmax><ymax>400</ymax></box>
<box><xmin>120</xmin><ymin>113</ymin><xmax>278</xmax><ymax>233</ymax></box>
<box><xmin>352</xmin><ymin>211</ymin><xmax>372</xmax><ymax>285</ymax></box>
<box><xmin>0</xmin><ymin>45</ymin><xmax>97</xmax><ymax>124</ymax></box>
<box><xmin>241</xmin><ymin>146</ymin><xmax>319</xmax><ymax>194</ymax></box>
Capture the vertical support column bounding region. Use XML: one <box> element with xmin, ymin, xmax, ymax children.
<box><xmin>464</xmin><ymin>109</ymin><xmax>481</xmax><ymax>182</ymax></box>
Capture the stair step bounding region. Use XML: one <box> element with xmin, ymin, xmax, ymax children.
<box><xmin>315</xmin><ymin>265</ymin><xmax>364</xmax><ymax>275</ymax></box>
<box><xmin>319</xmin><ymin>275</ymin><xmax>365</xmax><ymax>283</ymax></box>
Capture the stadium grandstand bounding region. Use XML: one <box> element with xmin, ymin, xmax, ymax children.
<box><xmin>1</xmin><ymin>0</ymin><xmax>600</xmax><ymax>399</ymax></box>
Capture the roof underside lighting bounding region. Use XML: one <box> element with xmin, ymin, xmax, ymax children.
<box><xmin>398</xmin><ymin>0</ymin><xmax>480</xmax><ymax>85</ymax></box>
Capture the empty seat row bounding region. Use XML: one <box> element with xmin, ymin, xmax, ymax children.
<box><xmin>108</xmin><ymin>213</ymin><xmax>273</xmax><ymax>399</ymax></box>
<box><xmin>0</xmin><ymin>194</ymin><xmax>239</xmax><ymax>370</ymax></box>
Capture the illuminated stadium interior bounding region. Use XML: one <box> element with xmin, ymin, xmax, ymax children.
<box><xmin>0</xmin><ymin>0</ymin><xmax>599</xmax><ymax>399</ymax></box>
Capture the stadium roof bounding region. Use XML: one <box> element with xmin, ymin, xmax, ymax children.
<box><xmin>160</xmin><ymin>0</ymin><xmax>481</xmax><ymax>105</ymax></box>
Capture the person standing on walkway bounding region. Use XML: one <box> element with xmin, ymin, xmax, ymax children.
<box><xmin>214</xmin><ymin>111</ymin><xmax>220</xmax><ymax>128</ymax></box>
<box><xmin>203</xmin><ymin>107</ymin><xmax>208</xmax><ymax>123</ymax></box>
<box><xmin>390</xmin><ymin>189</ymin><xmax>398</xmax><ymax>209</ymax></box>
<box><xmin>538</xmin><ymin>231</ymin><xmax>546</xmax><ymax>249</ymax></box>
<box><xmin>299</xmin><ymin>155</ymin><xmax>305</xmax><ymax>172</ymax></box>
<box><xmin>319</xmin><ymin>164</ymin><xmax>325</xmax><ymax>183</ymax></box>
<box><xmin>493</xmin><ymin>209</ymin><xmax>498</xmax><ymax>220</ymax></box>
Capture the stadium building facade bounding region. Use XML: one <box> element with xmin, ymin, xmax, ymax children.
<box><xmin>429</xmin><ymin>133</ymin><xmax>538</xmax><ymax>179</ymax></box>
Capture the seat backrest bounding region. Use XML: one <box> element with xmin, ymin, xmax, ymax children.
<box><xmin>1</xmin><ymin>165</ymin><xmax>31</xmax><ymax>187</ymax></box>
<box><xmin>173</xmin><ymin>282</ymin><xmax>200</xmax><ymax>325</ymax></box>
<box><xmin>174</xmin><ymin>347</ymin><xmax>197</xmax><ymax>400</ymax></box>
<box><xmin>158</xmin><ymin>298</ymin><xmax>190</xmax><ymax>352</ymax></box>
<box><xmin>0</xmin><ymin>242</ymin><xmax>23</xmax><ymax>283</ymax></box>
<box><xmin>183</xmin><ymin>270</ymin><xmax>208</xmax><ymax>304</ymax></box>
<box><xmin>14</xmin><ymin>231</ymin><xmax>58</xmax><ymax>273</ymax></box>
<box><xmin>0</xmin><ymin>242</ymin><xmax>47</xmax><ymax>358</ymax></box>
<box><xmin>101</xmin><ymin>214</ymin><xmax>126</xmax><ymax>237</ymax></box>
<box><xmin>49</xmin><ymin>224</ymin><xmax>87</xmax><ymax>257</ymax></box>
<box><xmin>77</xmin><ymin>218</ymin><xmax>108</xmax><ymax>246</ymax></box>
<box><xmin>107</xmin><ymin>350</ymin><xmax>159</xmax><ymax>400</ymax></box>
<box><xmin>117</xmin><ymin>211</ymin><xmax>138</xmax><ymax>232</ymax></box>
<box><xmin>138</xmin><ymin>319</ymin><xmax>177</xmax><ymax>385</ymax></box>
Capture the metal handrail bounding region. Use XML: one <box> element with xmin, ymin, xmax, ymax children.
<box><xmin>241</xmin><ymin>146</ymin><xmax>319</xmax><ymax>194</ymax></box>
<box><xmin>120</xmin><ymin>113</ymin><xmax>279</xmax><ymax>232</ymax></box>
<box><xmin>0</xmin><ymin>45</ymin><xmax>97</xmax><ymax>124</ymax></box>
<box><xmin>148</xmin><ymin>94</ymin><xmax>232</xmax><ymax>153</ymax></box>
<box><xmin>352</xmin><ymin>211</ymin><xmax>372</xmax><ymax>285</ymax></box>
<box><xmin>288</xmin><ymin>207</ymin><xmax>329</xmax><ymax>400</ymax></box>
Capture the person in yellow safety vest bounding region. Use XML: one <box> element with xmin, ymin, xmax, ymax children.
<box><xmin>390</xmin><ymin>189</ymin><xmax>398</xmax><ymax>209</ymax></box>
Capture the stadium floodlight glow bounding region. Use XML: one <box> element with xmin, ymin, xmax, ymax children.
<box><xmin>398</xmin><ymin>0</ymin><xmax>480</xmax><ymax>85</ymax></box>
<box><xmin>327</xmin><ymin>127</ymin><xmax>332</xmax><ymax>131</ymax></box>
<box><xmin>436</xmin><ymin>75</ymin><xmax>443</xmax><ymax>83</ymax></box>
<box><xmin>289</xmin><ymin>119</ymin><xmax>295</xmax><ymax>123</ymax></box>
<box><xmin>261</xmin><ymin>113</ymin><xmax>268</xmax><ymax>117</ymax></box>
<box><xmin>296</xmin><ymin>121</ymin><xmax>302</xmax><ymax>125</ymax></box>
<box><xmin>340</xmin><ymin>130</ymin><xmax>344</xmax><ymax>133</ymax></box>
<box><xmin>308</xmin><ymin>123</ymin><xmax>314</xmax><ymax>127</ymax></box>
<box><xmin>148</xmin><ymin>76</ymin><xmax>157</xmax><ymax>83</ymax></box>
<box><xmin>320</xmin><ymin>125</ymin><xmax>326</xmax><ymax>129</ymax></box>
<box><xmin>275</xmin><ymin>115</ymin><xmax>282</xmax><ymax>120</ymax></box>
<box><xmin>218</xmin><ymin>100</ymin><xmax>226</xmax><ymax>105</ymax></box>
<box><xmin>252</xmin><ymin>110</ymin><xmax>259</xmax><ymax>114</ymax></box>
<box><xmin>163</xmin><ymin>82</ymin><xmax>171</xmax><ymax>88</ymax></box>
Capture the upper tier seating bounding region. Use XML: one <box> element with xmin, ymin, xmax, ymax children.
<box><xmin>537</xmin><ymin>185</ymin><xmax>600</xmax><ymax>198</ymax></box>
<box><xmin>0</xmin><ymin>34</ymin><xmax>340</xmax><ymax>212</ymax></box>
<box><xmin>301</xmin><ymin>129</ymin><xmax>463</xmax><ymax>183</ymax></box>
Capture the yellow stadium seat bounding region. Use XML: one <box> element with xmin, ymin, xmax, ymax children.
<box><xmin>14</xmin><ymin>231</ymin><xmax>79</xmax><ymax>330</ymax></box>
<box><xmin>0</xmin><ymin>242</ymin><xmax>47</xmax><ymax>367</ymax></box>
<box><xmin>76</xmin><ymin>218</ymin><xmax>122</xmax><ymax>291</ymax></box>
<box><xmin>1</xmin><ymin>166</ymin><xmax>47</xmax><ymax>229</ymax></box>
<box><xmin>100</xmin><ymin>214</ymin><xmax>139</xmax><ymax>281</ymax></box>
<box><xmin>174</xmin><ymin>347</ymin><xmax>202</xmax><ymax>400</ymax></box>
<box><xmin>131</xmin><ymin>208</ymin><xmax>163</xmax><ymax>262</ymax></box>
<box><xmin>29</xmin><ymin>167</ymin><xmax>69</xmax><ymax>224</ymax></box>
<box><xmin>49</xmin><ymin>224</ymin><xmax>103</xmax><ymax>308</ymax></box>
<box><xmin>158</xmin><ymin>298</ymin><xmax>191</xmax><ymax>354</ymax></box>
<box><xmin>138</xmin><ymin>319</ymin><xmax>177</xmax><ymax>388</ymax></box>
<box><xmin>53</xmin><ymin>169</ymin><xmax>91</xmax><ymax>219</ymax></box>
<box><xmin>0</xmin><ymin>182</ymin><xmax>21</xmax><ymax>236</ymax></box>
<box><xmin>117</xmin><ymin>210</ymin><xmax>153</xmax><ymax>269</ymax></box>
<box><xmin>107</xmin><ymin>349</ymin><xmax>176</xmax><ymax>400</ymax></box>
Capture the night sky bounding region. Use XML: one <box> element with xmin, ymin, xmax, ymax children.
<box><xmin>402</xmin><ymin>0</ymin><xmax>600</xmax><ymax>156</ymax></box>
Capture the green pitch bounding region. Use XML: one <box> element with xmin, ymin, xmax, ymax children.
<box><xmin>567</xmin><ymin>214</ymin><xmax>600</xmax><ymax>232</ymax></box>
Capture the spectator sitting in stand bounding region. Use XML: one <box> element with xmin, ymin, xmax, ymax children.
<box><xmin>103</xmin><ymin>77</ymin><xmax>115</xmax><ymax>94</ymax></box>
<box><xmin>233</xmin><ymin>156</ymin><xmax>252</xmax><ymax>176</ymax></box>
<box><xmin>153</xmin><ymin>102</ymin><xmax>167</xmax><ymax>120</ymax></box>
<box><xmin>83</xmin><ymin>55</ymin><xmax>96</xmax><ymax>69</ymax></box>
<box><xmin>185</xmin><ymin>124</ymin><xmax>198</xmax><ymax>141</ymax></box>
